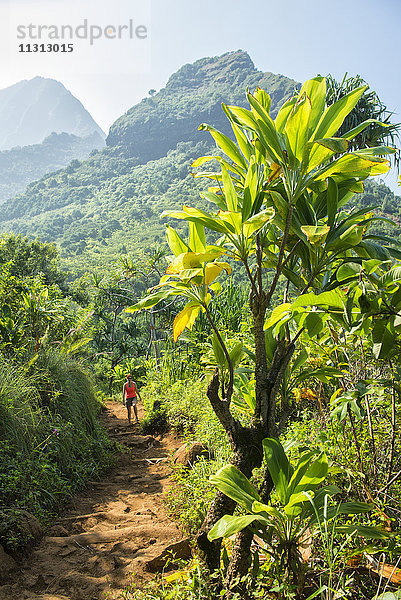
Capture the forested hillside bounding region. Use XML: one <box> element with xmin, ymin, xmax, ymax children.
<box><xmin>0</xmin><ymin>131</ymin><xmax>105</xmax><ymax>204</ymax></box>
<box><xmin>108</xmin><ymin>51</ymin><xmax>296</xmax><ymax>160</ymax></box>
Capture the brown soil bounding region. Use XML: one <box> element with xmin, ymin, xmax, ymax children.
<box><xmin>0</xmin><ymin>401</ymin><xmax>183</xmax><ymax>600</ymax></box>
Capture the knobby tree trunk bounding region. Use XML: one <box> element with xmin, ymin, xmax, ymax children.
<box><xmin>195</xmin><ymin>337</ymin><xmax>295</xmax><ymax>594</ymax></box>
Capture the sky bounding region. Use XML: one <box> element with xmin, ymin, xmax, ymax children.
<box><xmin>0</xmin><ymin>0</ymin><xmax>400</xmax><ymax>190</ymax></box>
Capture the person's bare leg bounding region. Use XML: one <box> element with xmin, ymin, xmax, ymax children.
<box><xmin>127</xmin><ymin>405</ymin><xmax>132</xmax><ymax>423</ymax></box>
<box><xmin>133</xmin><ymin>404</ymin><xmax>139</xmax><ymax>423</ymax></box>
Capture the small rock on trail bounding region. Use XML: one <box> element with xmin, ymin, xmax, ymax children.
<box><xmin>0</xmin><ymin>401</ymin><xmax>183</xmax><ymax>600</ymax></box>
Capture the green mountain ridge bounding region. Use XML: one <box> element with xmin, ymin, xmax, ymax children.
<box><xmin>0</xmin><ymin>50</ymin><xmax>400</xmax><ymax>274</ymax></box>
<box><xmin>0</xmin><ymin>131</ymin><xmax>105</xmax><ymax>205</ymax></box>
<box><xmin>107</xmin><ymin>51</ymin><xmax>297</xmax><ymax>160</ymax></box>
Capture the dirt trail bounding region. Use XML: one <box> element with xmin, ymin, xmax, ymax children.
<box><xmin>0</xmin><ymin>401</ymin><xmax>183</xmax><ymax>600</ymax></box>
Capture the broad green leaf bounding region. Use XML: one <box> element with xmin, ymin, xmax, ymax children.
<box><xmin>312</xmin><ymin>85</ymin><xmax>368</xmax><ymax>141</ymax></box>
<box><xmin>304</xmin><ymin>312</ymin><xmax>324</xmax><ymax>337</ymax></box>
<box><xmin>210</xmin><ymin>465</ymin><xmax>261</xmax><ymax>512</ymax></box>
<box><xmin>284</xmin><ymin>490</ymin><xmax>313</xmax><ymax>516</ymax></box>
<box><xmin>292</xmin><ymin>348</ymin><xmax>308</xmax><ymax>371</ymax></box>
<box><xmin>211</xmin><ymin>330</ymin><xmax>226</xmax><ymax>367</ymax></box>
<box><xmin>285</xmin><ymin>92</ymin><xmax>312</xmax><ymax>161</ymax></box>
<box><xmin>162</xmin><ymin>207</ymin><xmax>233</xmax><ymax>235</ymax></box>
<box><xmin>208</xmin><ymin>515</ymin><xmax>264</xmax><ymax>541</ymax></box>
<box><xmin>296</xmin><ymin>366</ymin><xmax>343</xmax><ymax>384</ymax></box>
<box><xmin>263</xmin><ymin>438</ymin><xmax>294</xmax><ymax>505</ymax></box>
<box><xmin>166</xmin><ymin>250</ymin><xmax>224</xmax><ymax>274</ymax></box>
<box><xmin>379</xmin><ymin>265</ymin><xmax>401</xmax><ymax>287</ymax></box>
<box><xmin>337</xmin><ymin>262</ymin><xmax>362</xmax><ymax>281</ymax></box>
<box><xmin>264</xmin><ymin>303</ymin><xmax>292</xmax><ymax>330</ymax></box>
<box><xmin>301</xmin><ymin>225</ymin><xmax>330</xmax><ymax>245</ymax></box>
<box><xmin>224</xmin><ymin>105</ymin><xmax>258</xmax><ymax>131</ymax></box>
<box><xmin>286</xmin><ymin>452</ymin><xmax>316</xmax><ymax>501</ymax></box>
<box><xmin>290</xmin><ymin>452</ymin><xmax>328</xmax><ymax>497</ymax></box>
<box><xmin>306</xmin><ymin>137</ymin><xmax>349</xmax><ymax>172</ymax></box>
<box><xmin>217</xmin><ymin>210</ymin><xmax>243</xmax><ymax>235</ymax></box>
<box><xmin>178</xmin><ymin>268</ymin><xmax>203</xmax><ymax>282</ymax></box>
<box><xmin>191</xmin><ymin>156</ymin><xmax>219</xmax><ymax>168</ymax></box>
<box><xmin>166</xmin><ymin>225</ymin><xmax>190</xmax><ymax>256</ymax></box>
<box><xmin>247</xmin><ymin>91</ymin><xmax>284</xmax><ymax>161</ymax></box>
<box><xmin>200</xmin><ymin>191</ymin><xmax>226</xmax><ymax>211</ymax></box>
<box><xmin>298</xmin><ymin>76</ymin><xmax>326</xmax><ymax>134</ymax></box>
<box><xmin>204</xmin><ymin>262</ymin><xmax>232</xmax><ymax>286</ymax></box>
<box><xmin>275</xmin><ymin>96</ymin><xmax>298</xmax><ymax>133</ymax></box>
<box><xmin>335</xmin><ymin>501</ymin><xmax>372</xmax><ymax>515</ymax></box>
<box><xmin>221</xmin><ymin>165</ymin><xmax>238</xmax><ymax>212</ymax></box>
<box><xmin>221</xmin><ymin>103</ymin><xmax>253</xmax><ymax>161</ymax></box>
<box><xmin>243</xmin><ymin>208</ymin><xmax>275</xmax><ymax>237</ymax></box>
<box><xmin>243</xmin><ymin>157</ymin><xmax>259</xmax><ymax>220</ymax></box>
<box><xmin>355</xmin><ymin>240</ymin><xmax>391</xmax><ymax>261</ymax></box>
<box><xmin>316</xmin><ymin>153</ymin><xmax>390</xmax><ymax>180</ymax></box>
<box><xmin>229</xmin><ymin>342</ymin><xmax>244</xmax><ymax>368</ymax></box>
<box><xmin>254</xmin><ymin>87</ymin><xmax>272</xmax><ymax>113</ymax></box>
<box><xmin>327</xmin><ymin>178</ymin><xmax>338</xmax><ymax>228</ymax></box>
<box><xmin>353</xmin><ymin>146</ymin><xmax>397</xmax><ymax>157</ymax></box>
<box><xmin>292</xmin><ymin>291</ymin><xmax>343</xmax><ymax>309</ymax></box>
<box><xmin>188</xmin><ymin>222</ymin><xmax>206</xmax><ymax>253</ymax></box>
<box><xmin>126</xmin><ymin>288</ymin><xmax>171</xmax><ymax>313</ymax></box>
<box><xmin>198</xmin><ymin>124</ymin><xmax>248</xmax><ymax>170</ymax></box>
<box><xmin>327</xmin><ymin>224</ymin><xmax>364</xmax><ymax>250</ymax></box>
<box><xmin>372</xmin><ymin>320</ymin><xmax>395</xmax><ymax>359</ymax></box>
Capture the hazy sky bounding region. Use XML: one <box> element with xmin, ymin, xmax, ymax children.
<box><xmin>0</xmin><ymin>0</ymin><xmax>400</xmax><ymax>189</ymax></box>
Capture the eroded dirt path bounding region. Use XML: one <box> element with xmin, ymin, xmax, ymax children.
<box><xmin>0</xmin><ymin>401</ymin><xmax>183</xmax><ymax>600</ymax></box>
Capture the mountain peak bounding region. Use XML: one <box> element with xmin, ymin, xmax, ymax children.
<box><xmin>0</xmin><ymin>77</ymin><xmax>105</xmax><ymax>150</ymax></box>
<box><xmin>165</xmin><ymin>50</ymin><xmax>256</xmax><ymax>91</ymax></box>
<box><xmin>107</xmin><ymin>50</ymin><xmax>296</xmax><ymax>160</ymax></box>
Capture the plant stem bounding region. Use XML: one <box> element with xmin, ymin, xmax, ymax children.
<box><xmin>384</xmin><ymin>370</ymin><xmax>397</xmax><ymax>503</ymax></box>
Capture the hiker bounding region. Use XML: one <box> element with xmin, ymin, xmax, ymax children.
<box><xmin>122</xmin><ymin>374</ymin><xmax>141</xmax><ymax>424</ymax></box>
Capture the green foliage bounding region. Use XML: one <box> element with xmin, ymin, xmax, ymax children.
<box><xmin>0</xmin><ymin>131</ymin><xmax>104</xmax><ymax>205</ymax></box>
<box><xmin>0</xmin><ymin>354</ymin><xmax>113</xmax><ymax>551</ymax></box>
<box><xmin>325</xmin><ymin>73</ymin><xmax>400</xmax><ymax>169</ymax></box>
<box><xmin>0</xmin><ymin>232</ymin><xmax>65</xmax><ymax>286</ymax></box>
<box><xmin>0</xmin><ymin>239</ymin><xmax>114</xmax><ymax>551</ymax></box>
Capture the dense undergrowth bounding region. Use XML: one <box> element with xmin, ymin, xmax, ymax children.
<box><xmin>128</xmin><ymin>363</ymin><xmax>401</xmax><ymax>600</ymax></box>
<box><xmin>0</xmin><ymin>352</ymin><xmax>114</xmax><ymax>552</ymax></box>
<box><xmin>0</xmin><ymin>235</ymin><xmax>115</xmax><ymax>552</ymax></box>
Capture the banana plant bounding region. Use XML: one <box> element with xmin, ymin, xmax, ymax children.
<box><xmin>208</xmin><ymin>438</ymin><xmax>390</xmax><ymax>585</ymax></box>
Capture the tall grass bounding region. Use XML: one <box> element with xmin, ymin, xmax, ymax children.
<box><xmin>0</xmin><ymin>350</ymin><xmax>114</xmax><ymax>550</ymax></box>
<box><xmin>0</xmin><ymin>362</ymin><xmax>44</xmax><ymax>451</ymax></box>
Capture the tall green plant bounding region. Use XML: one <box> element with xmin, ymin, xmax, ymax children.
<box><xmin>129</xmin><ymin>76</ymin><xmax>398</xmax><ymax>589</ymax></box>
<box><xmin>208</xmin><ymin>438</ymin><xmax>388</xmax><ymax>592</ymax></box>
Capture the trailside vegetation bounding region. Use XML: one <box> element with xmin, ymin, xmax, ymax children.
<box><xmin>0</xmin><ymin>235</ymin><xmax>113</xmax><ymax>551</ymax></box>
<box><xmin>130</xmin><ymin>76</ymin><xmax>401</xmax><ymax>598</ymax></box>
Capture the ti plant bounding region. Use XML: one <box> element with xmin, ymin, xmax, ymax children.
<box><xmin>209</xmin><ymin>438</ymin><xmax>390</xmax><ymax>591</ymax></box>
<box><xmin>127</xmin><ymin>76</ymin><xmax>399</xmax><ymax>588</ymax></box>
